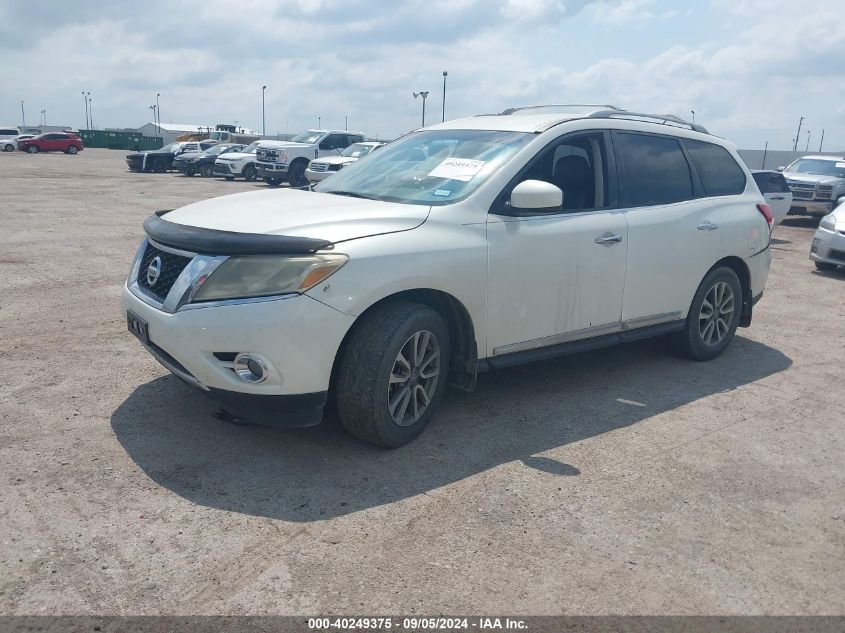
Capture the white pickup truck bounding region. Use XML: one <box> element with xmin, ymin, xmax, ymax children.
<box><xmin>255</xmin><ymin>129</ymin><xmax>366</xmax><ymax>187</ymax></box>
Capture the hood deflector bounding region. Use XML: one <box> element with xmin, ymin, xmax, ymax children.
<box><xmin>143</xmin><ymin>214</ymin><xmax>333</xmax><ymax>255</ymax></box>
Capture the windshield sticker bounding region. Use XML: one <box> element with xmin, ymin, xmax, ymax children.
<box><xmin>428</xmin><ymin>158</ymin><xmax>486</xmax><ymax>182</ymax></box>
<box><xmin>836</xmin><ymin>162</ymin><xmax>845</xmax><ymax>169</ymax></box>
<box><xmin>433</xmin><ymin>189</ymin><xmax>452</xmax><ymax>197</ymax></box>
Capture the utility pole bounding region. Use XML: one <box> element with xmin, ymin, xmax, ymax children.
<box><xmin>261</xmin><ymin>86</ymin><xmax>266</xmax><ymax>136</ymax></box>
<box><xmin>156</xmin><ymin>93</ymin><xmax>161</xmax><ymax>131</ymax></box>
<box><xmin>414</xmin><ymin>91</ymin><xmax>429</xmax><ymax>127</ymax></box>
<box><xmin>761</xmin><ymin>140</ymin><xmax>768</xmax><ymax>170</ymax></box>
<box><xmin>442</xmin><ymin>71</ymin><xmax>448</xmax><ymax>122</ymax></box>
<box><xmin>819</xmin><ymin>129</ymin><xmax>825</xmax><ymax>152</ymax></box>
<box><xmin>792</xmin><ymin>116</ymin><xmax>804</xmax><ymax>152</ymax></box>
<box><xmin>345</xmin><ymin>115</ymin><xmax>348</xmax><ymax>131</ymax></box>
<box><xmin>89</xmin><ymin>98</ymin><xmax>94</xmax><ymax>130</ymax></box>
<box><xmin>20</xmin><ymin>101</ymin><xmax>25</xmax><ymax>128</ymax></box>
<box><xmin>40</xmin><ymin>109</ymin><xmax>46</xmax><ymax>126</ymax></box>
<box><xmin>86</xmin><ymin>92</ymin><xmax>91</xmax><ymax>129</ymax></box>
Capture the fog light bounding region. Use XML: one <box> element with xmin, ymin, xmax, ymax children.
<box><xmin>233</xmin><ymin>353</ymin><xmax>268</xmax><ymax>383</ymax></box>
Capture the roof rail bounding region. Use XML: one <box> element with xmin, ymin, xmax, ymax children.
<box><xmin>500</xmin><ymin>104</ymin><xmax>622</xmax><ymax>115</ymax></box>
<box><xmin>586</xmin><ymin>109</ymin><xmax>709</xmax><ymax>134</ymax></box>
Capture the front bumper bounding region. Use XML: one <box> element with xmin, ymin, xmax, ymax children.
<box><xmin>122</xmin><ymin>285</ymin><xmax>356</xmax><ymax>426</ymax></box>
<box><xmin>172</xmin><ymin>161</ymin><xmax>191</xmax><ymax>174</ymax></box>
<box><xmin>213</xmin><ymin>162</ymin><xmax>236</xmax><ymax>176</ymax></box>
<box><xmin>810</xmin><ymin>226</ymin><xmax>845</xmax><ymax>266</ymax></box>
<box><xmin>788</xmin><ymin>200</ymin><xmax>835</xmax><ymax>217</ymax></box>
<box><xmin>257</xmin><ymin>162</ymin><xmax>288</xmax><ymax>178</ymax></box>
<box><xmin>305</xmin><ymin>168</ymin><xmax>333</xmax><ymax>182</ymax></box>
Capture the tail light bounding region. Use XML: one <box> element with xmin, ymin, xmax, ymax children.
<box><xmin>757</xmin><ymin>203</ymin><xmax>773</xmax><ymax>231</ymax></box>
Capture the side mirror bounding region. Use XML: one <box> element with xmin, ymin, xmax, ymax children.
<box><xmin>777</xmin><ymin>166</ymin><xmax>785</xmax><ymax>172</ymax></box>
<box><xmin>507</xmin><ymin>180</ymin><xmax>563</xmax><ymax>214</ymax></box>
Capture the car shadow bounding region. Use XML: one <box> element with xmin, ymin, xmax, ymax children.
<box><xmin>111</xmin><ymin>336</ymin><xmax>791</xmax><ymax>521</ymax></box>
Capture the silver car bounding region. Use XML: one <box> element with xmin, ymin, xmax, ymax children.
<box><xmin>810</xmin><ymin>201</ymin><xmax>845</xmax><ymax>271</ymax></box>
<box><xmin>781</xmin><ymin>155</ymin><xmax>845</xmax><ymax>218</ymax></box>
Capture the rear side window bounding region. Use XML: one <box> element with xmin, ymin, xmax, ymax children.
<box><xmin>684</xmin><ymin>139</ymin><xmax>746</xmax><ymax>196</ymax></box>
<box><xmin>0</xmin><ymin>128</ymin><xmax>19</xmax><ymax>135</ymax></box>
<box><xmin>614</xmin><ymin>132</ymin><xmax>693</xmax><ymax>206</ymax></box>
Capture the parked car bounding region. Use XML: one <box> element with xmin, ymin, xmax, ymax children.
<box><xmin>126</xmin><ymin>141</ymin><xmax>217</xmax><ymax>173</ymax></box>
<box><xmin>809</xmin><ymin>200</ymin><xmax>845</xmax><ymax>271</ymax></box>
<box><xmin>213</xmin><ymin>141</ymin><xmax>261</xmax><ymax>181</ymax></box>
<box><xmin>256</xmin><ymin>129</ymin><xmax>366</xmax><ymax>187</ymax></box>
<box><xmin>174</xmin><ymin>143</ymin><xmax>245</xmax><ymax>177</ymax></box>
<box><xmin>751</xmin><ymin>170</ymin><xmax>792</xmax><ymax>225</ymax></box>
<box><xmin>0</xmin><ymin>126</ymin><xmax>21</xmax><ymax>151</ymax></box>
<box><xmin>18</xmin><ymin>132</ymin><xmax>84</xmax><ymax>154</ymax></box>
<box><xmin>207</xmin><ymin>130</ymin><xmax>263</xmax><ymax>145</ymax></box>
<box><xmin>305</xmin><ymin>142</ymin><xmax>384</xmax><ymax>183</ymax></box>
<box><xmin>780</xmin><ymin>155</ymin><xmax>845</xmax><ymax>218</ymax></box>
<box><xmin>14</xmin><ymin>134</ymin><xmax>36</xmax><ymax>149</ymax></box>
<box><xmin>122</xmin><ymin>105</ymin><xmax>772</xmax><ymax>448</ymax></box>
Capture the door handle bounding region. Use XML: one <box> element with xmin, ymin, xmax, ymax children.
<box><xmin>697</xmin><ymin>221</ymin><xmax>719</xmax><ymax>231</ymax></box>
<box><xmin>770</xmin><ymin>196</ymin><xmax>786</xmax><ymax>200</ymax></box>
<box><xmin>594</xmin><ymin>233</ymin><xmax>623</xmax><ymax>245</ymax></box>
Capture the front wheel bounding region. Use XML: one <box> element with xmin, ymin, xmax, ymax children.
<box><xmin>675</xmin><ymin>267</ymin><xmax>742</xmax><ymax>361</ymax></box>
<box><xmin>336</xmin><ymin>302</ymin><xmax>451</xmax><ymax>448</ymax></box>
<box><xmin>264</xmin><ymin>176</ymin><xmax>282</xmax><ymax>186</ymax></box>
<box><xmin>242</xmin><ymin>163</ymin><xmax>257</xmax><ymax>182</ymax></box>
<box><xmin>27</xmin><ymin>146</ymin><xmax>39</xmax><ymax>154</ymax></box>
<box><xmin>287</xmin><ymin>160</ymin><xmax>309</xmax><ymax>187</ymax></box>
<box><xmin>2</xmin><ymin>143</ymin><xmax>14</xmax><ymax>152</ymax></box>
<box><xmin>815</xmin><ymin>261</ymin><xmax>838</xmax><ymax>272</ymax></box>
<box><xmin>67</xmin><ymin>145</ymin><xmax>79</xmax><ymax>155</ymax></box>
<box><xmin>200</xmin><ymin>164</ymin><xmax>214</xmax><ymax>177</ymax></box>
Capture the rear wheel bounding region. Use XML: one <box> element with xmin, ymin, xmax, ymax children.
<box><xmin>287</xmin><ymin>160</ymin><xmax>309</xmax><ymax>187</ymax></box>
<box><xmin>675</xmin><ymin>266</ymin><xmax>742</xmax><ymax>361</ymax></box>
<box><xmin>815</xmin><ymin>261</ymin><xmax>838</xmax><ymax>272</ymax></box>
<box><xmin>200</xmin><ymin>164</ymin><xmax>214</xmax><ymax>177</ymax></box>
<box><xmin>336</xmin><ymin>302</ymin><xmax>450</xmax><ymax>448</ymax></box>
<box><xmin>242</xmin><ymin>163</ymin><xmax>257</xmax><ymax>182</ymax></box>
<box><xmin>150</xmin><ymin>158</ymin><xmax>166</xmax><ymax>173</ymax></box>
<box><xmin>3</xmin><ymin>142</ymin><xmax>14</xmax><ymax>152</ymax></box>
<box><xmin>27</xmin><ymin>145</ymin><xmax>39</xmax><ymax>154</ymax></box>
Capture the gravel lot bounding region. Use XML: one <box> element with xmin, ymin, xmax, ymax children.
<box><xmin>1</xmin><ymin>148</ymin><xmax>843</xmax><ymax>615</ymax></box>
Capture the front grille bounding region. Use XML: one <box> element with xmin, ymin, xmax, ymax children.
<box><xmin>257</xmin><ymin>148</ymin><xmax>279</xmax><ymax>162</ymax></box>
<box><xmin>213</xmin><ymin>163</ymin><xmax>231</xmax><ymax>174</ymax></box>
<box><xmin>787</xmin><ymin>181</ymin><xmax>816</xmax><ymax>200</ymax></box>
<box><xmin>793</xmin><ymin>190</ymin><xmax>814</xmax><ymax>200</ymax></box>
<box><xmin>829</xmin><ymin>248</ymin><xmax>845</xmax><ymax>262</ymax></box>
<box><xmin>136</xmin><ymin>243</ymin><xmax>193</xmax><ymax>302</ymax></box>
<box><xmin>309</xmin><ymin>162</ymin><xmax>329</xmax><ymax>172</ymax></box>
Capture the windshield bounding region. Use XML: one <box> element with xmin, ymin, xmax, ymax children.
<box><xmin>201</xmin><ymin>144</ymin><xmax>233</xmax><ymax>157</ymax></box>
<box><xmin>341</xmin><ymin>143</ymin><xmax>376</xmax><ymax>158</ymax></box>
<box><xmin>291</xmin><ymin>130</ymin><xmax>323</xmax><ymax>144</ymax></box>
<box><xmin>787</xmin><ymin>159</ymin><xmax>845</xmax><ymax>179</ymax></box>
<box><xmin>159</xmin><ymin>142</ymin><xmax>178</xmax><ymax>152</ymax></box>
<box><xmin>315</xmin><ymin>130</ymin><xmax>533</xmax><ymax>205</ymax></box>
<box><xmin>241</xmin><ymin>141</ymin><xmax>260</xmax><ymax>153</ymax></box>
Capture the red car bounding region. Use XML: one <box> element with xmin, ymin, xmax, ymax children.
<box><xmin>18</xmin><ymin>132</ymin><xmax>84</xmax><ymax>154</ymax></box>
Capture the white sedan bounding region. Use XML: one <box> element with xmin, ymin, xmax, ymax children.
<box><xmin>810</xmin><ymin>200</ymin><xmax>845</xmax><ymax>271</ymax></box>
<box><xmin>305</xmin><ymin>141</ymin><xmax>384</xmax><ymax>182</ymax></box>
<box><xmin>751</xmin><ymin>170</ymin><xmax>793</xmax><ymax>225</ymax></box>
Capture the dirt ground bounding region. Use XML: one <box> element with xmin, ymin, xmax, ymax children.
<box><xmin>0</xmin><ymin>148</ymin><xmax>843</xmax><ymax>615</ymax></box>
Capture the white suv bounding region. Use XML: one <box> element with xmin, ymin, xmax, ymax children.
<box><xmin>256</xmin><ymin>129</ymin><xmax>366</xmax><ymax>187</ymax></box>
<box><xmin>123</xmin><ymin>105</ymin><xmax>772</xmax><ymax>448</ymax></box>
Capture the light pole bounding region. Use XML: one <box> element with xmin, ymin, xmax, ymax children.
<box><xmin>690</xmin><ymin>109</ymin><xmax>695</xmax><ymax>124</ymax></box>
<box><xmin>156</xmin><ymin>93</ymin><xmax>161</xmax><ymax>131</ymax></box>
<box><xmin>413</xmin><ymin>91</ymin><xmax>429</xmax><ymax>127</ymax></box>
<box><xmin>261</xmin><ymin>85</ymin><xmax>266</xmax><ymax>136</ymax></box>
<box><xmin>805</xmin><ymin>130</ymin><xmax>811</xmax><ymax>152</ymax></box>
<box><xmin>345</xmin><ymin>115</ymin><xmax>348</xmax><ymax>131</ymax></box>
<box><xmin>317</xmin><ymin>116</ymin><xmax>321</xmax><ymax>128</ymax></box>
<box><xmin>86</xmin><ymin>92</ymin><xmax>91</xmax><ymax>129</ymax></box>
<box><xmin>40</xmin><ymin>109</ymin><xmax>46</xmax><ymax>126</ymax></box>
<box><xmin>82</xmin><ymin>92</ymin><xmax>89</xmax><ymax>129</ymax></box>
<box><xmin>20</xmin><ymin>101</ymin><xmax>25</xmax><ymax>128</ymax></box>
<box><xmin>819</xmin><ymin>129</ymin><xmax>825</xmax><ymax>152</ymax></box>
<box><xmin>792</xmin><ymin>116</ymin><xmax>804</xmax><ymax>152</ymax></box>
<box><xmin>442</xmin><ymin>71</ymin><xmax>448</xmax><ymax>122</ymax></box>
<box><xmin>149</xmin><ymin>105</ymin><xmax>157</xmax><ymax>134</ymax></box>
<box><xmin>89</xmin><ymin>98</ymin><xmax>94</xmax><ymax>130</ymax></box>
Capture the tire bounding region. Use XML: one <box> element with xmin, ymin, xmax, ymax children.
<box><xmin>336</xmin><ymin>302</ymin><xmax>451</xmax><ymax>448</ymax></box>
<box><xmin>815</xmin><ymin>261</ymin><xmax>838</xmax><ymax>272</ymax></box>
<box><xmin>185</xmin><ymin>166</ymin><xmax>195</xmax><ymax>177</ymax></box>
<box><xmin>287</xmin><ymin>160</ymin><xmax>309</xmax><ymax>187</ymax></box>
<box><xmin>225</xmin><ymin>176</ymin><xmax>235</xmax><ymax>181</ymax></box>
<box><xmin>27</xmin><ymin>145</ymin><xmax>39</xmax><ymax>154</ymax></box>
<box><xmin>675</xmin><ymin>266</ymin><xmax>742</xmax><ymax>361</ymax></box>
<box><xmin>200</xmin><ymin>164</ymin><xmax>214</xmax><ymax>178</ymax></box>
<box><xmin>242</xmin><ymin>163</ymin><xmax>256</xmax><ymax>182</ymax></box>
<box><xmin>264</xmin><ymin>176</ymin><xmax>282</xmax><ymax>186</ymax></box>
<box><xmin>67</xmin><ymin>145</ymin><xmax>79</xmax><ymax>155</ymax></box>
<box><xmin>2</xmin><ymin>143</ymin><xmax>14</xmax><ymax>152</ymax></box>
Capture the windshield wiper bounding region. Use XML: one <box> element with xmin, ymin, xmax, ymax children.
<box><xmin>327</xmin><ymin>190</ymin><xmax>374</xmax><ymax>200</ymax></box>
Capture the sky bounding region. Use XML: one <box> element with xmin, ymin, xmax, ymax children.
<box><xmin>1</xmin><ymin>0</ymin><xmax>843</xmax><ymax>150</ymax></box>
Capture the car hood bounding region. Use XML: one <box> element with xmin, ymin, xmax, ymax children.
<box><xmin>217</xmin><ymin>152</ymin><xmax>255</xmax><ymax>161</ymax></box>
<box><xmin>259</xmin><ymin>141</ymin><xmax>309</xmax><ymax>149</ymax></box>
<box><xmin>162</xmin><ymin>188</ymin><xmax>430</xmax><ymax>244</ymax></box>
<box><xmin>784</xmin><ymin>172</ymin><xmax>845</xmax><ymax>187</ymax></box>
<box><xmin>311</xmin><ymin>156</ymin><xmax>358</xmax><ymax>166</ymax></box>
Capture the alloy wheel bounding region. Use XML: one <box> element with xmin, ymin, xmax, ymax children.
<box><xmin>387</xmin><ymin>330</ymin><xmax>441</xmax><ymax>426</ymax></box>
<box><xmin>698</xmin><ymin>281</ymin><xmax>735</xmax><ymax>346</ymax></box>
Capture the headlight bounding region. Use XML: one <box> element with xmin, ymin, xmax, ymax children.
<box><xmin>819</xmin><ymin>213</ymin><xmax>837</xmax><ymax>231</ymax></box>
<box><xmin>279</xmin><ymin>150</ymin><xmax>289</xmax><ymax>163</ymax></box>
<box><xmin>192</xmin><ymin>254</ymin><xmax>347</xmax><ymax>302</ymax></box>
